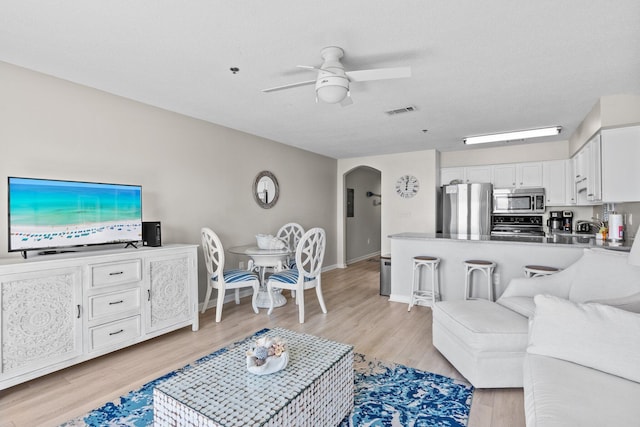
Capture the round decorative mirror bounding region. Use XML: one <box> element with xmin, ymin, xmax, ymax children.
<box><xmin>253</xmin><ymin>171</ymin><xmax>279</xmax><ymax>209</ymax></box>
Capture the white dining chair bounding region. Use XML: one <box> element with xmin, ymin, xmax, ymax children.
<box><xmin>201</xmin><ymin>227</ymin><xmax>260</xmax><ymax>322</ymax></box>
<box><xmin>266</xmin><ymin>227</ymin><xmax>327</xmax><ymax>323</ymax></box>
<box><xmin>276</xmin><ymin>222</ymin><xmax>305</xmax><ymax>268</ymax></box>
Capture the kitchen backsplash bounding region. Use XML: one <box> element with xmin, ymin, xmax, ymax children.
<box><xmin>544</xmin><ymin>202</ymin><xmax>640</xmax><ymax>241</ymax></box>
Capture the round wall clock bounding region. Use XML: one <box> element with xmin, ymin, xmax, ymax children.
<box><xmin>395</xmin><ymin>174</ymin><xmax>419</xmax><ymax>198</ymax></box>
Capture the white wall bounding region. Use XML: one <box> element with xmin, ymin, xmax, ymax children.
<box><xmin>569</xmin><ymin>94</ymin><xmax>640</xmax><ymax>154</ymax></box>
<box><xmin>345</xmin><ymin>167</ymin><xmax>381</xmax><ymax>263</ymax></box>
<box><xmin>0</xmin><ymin>62</ymin><xmax>337</xmax><ymax>303</ymax></box>
<box><xmin>337</xmin><ymin>151</ymin><xmax>438</xmax><ymax>266</ymax></box>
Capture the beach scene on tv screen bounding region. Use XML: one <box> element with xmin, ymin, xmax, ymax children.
<box><xmin>9</xmin><ymin>178</ymin><xmax>142</xmax><ymax>251</ymax></box>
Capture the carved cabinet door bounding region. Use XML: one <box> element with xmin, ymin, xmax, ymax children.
<box><xmin>0</xmin><ymin>267</ymin><xmax>83</xmax><ymax>378</ymax></box>
<box><xmin>145</xmin><ymin>253</ymin><xmax>193</xmax><ymax>333</ymax></box>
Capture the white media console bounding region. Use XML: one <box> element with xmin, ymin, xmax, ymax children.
<box><xmin>0</xmin><ymin>244</ymin><xmax>199</xmax><ymax>390</ymax></box>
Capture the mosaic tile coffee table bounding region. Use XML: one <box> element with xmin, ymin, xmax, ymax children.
<box><xmin>153</xmin><ymin>328</ymin><xmax>354</xmax><ymax>426</ymax></box>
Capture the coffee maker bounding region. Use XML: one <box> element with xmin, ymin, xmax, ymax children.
<box><xmin>562</xmin><ymin>210</ymin><xmax>573</xmax><ymax>232</ymax></box>
<box><xmin>547</xmin><ymin>211</ymin><xmax>563</xmax><ymax>234</ymax></box>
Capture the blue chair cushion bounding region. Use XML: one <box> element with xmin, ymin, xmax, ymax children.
<box><xmin>269</xmin><ymin>269</ymin><xmax>313</xmax><ymax>284</ymax></box>
<box><xmin>212</xmin><ymin>269</ymin><xmax>258</xmax><ymax>283</ymax></box>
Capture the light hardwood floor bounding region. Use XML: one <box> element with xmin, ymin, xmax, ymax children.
<box><xmin>0</xmin><ymin>258</ymin><xmax>524</xmax><ymax>427</ymax></box>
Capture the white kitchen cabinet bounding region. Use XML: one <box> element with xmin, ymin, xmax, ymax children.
<box><xmin>0</xmin><ymin>244</ymin><xmax>198</xmax><ymax>390</ymax></box>
<box><xmin>574</xmin><ymin>148</ymin><xmax>587</xmax><ymax>188</ymax></box>
<box><xmin>587</xmin><ymin>135</ymin><xmax>602</xmax><ymax>202</ymax></box>
<box><xmin>601</xmin><ymin>125</ymin><xmax>640</xmax><ymax>202</ymax></box>
<box><xmin>440</xmin><ymin>167</ymin><xmax>464</xmax><ymax>186</ymax></box>
<box><xmin>440</xmin><ymin>166</ymin><xmax>491</xmax><ymax>185</ymax></box>
<box><xmin>0</xmin><ymin>267</ymin><xmax>83</xmax><ymax>381</ymax></box>
<box><xmin>463</xmin><ymin>166</ymin><xmax>493</xmax><ymax>183</ymax></box>
<box><xmin>565</xmin><ymin>159</ymin><xmax>576</xmax><ymax>205</ymax></box>
<box><xmin>493</xmin><ymin>163</ymin><xmax>542</xmax><ymax>188</ymax></box>
<box><xmin>492</xmin><ymin>164</ymin><xmax>517</xmax><ymax>187</ymax></box>
<box><xmin>573</xmin><ymin>135</ymin><xmax>602</xmax><ymax>205</ymax></box>
<box><xmin>542</xmin><ymin>160</ymin><xmax>566</xmax><ymax>205</ymax></box>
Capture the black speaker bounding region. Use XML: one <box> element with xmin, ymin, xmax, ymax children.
<box><xmin>142</xmin><ymin>221</ymin><xmax>161</xmax><ymax>247</ymax></box>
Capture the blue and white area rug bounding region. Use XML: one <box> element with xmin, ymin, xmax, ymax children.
<box><xmin>61</xmin><ymin>329</ymin><xmax>473</xmax><ymax>427</ymax></box>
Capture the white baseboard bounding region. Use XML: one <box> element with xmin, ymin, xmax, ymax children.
<box><xmin>346</xmin><ymin>251</ymin><xmax>381</xmax><ymax>265</ymax></box>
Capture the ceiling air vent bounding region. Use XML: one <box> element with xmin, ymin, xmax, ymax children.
<box><xmin>385</xmin><ymin>105</ymin><xmax>416</xmax><ymax>116</ymax></box>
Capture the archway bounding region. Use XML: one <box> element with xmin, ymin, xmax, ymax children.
<box><xmin>344</xmin><ymin>166</ymin><xmax>382</xmax><ymax>264</ymax></box>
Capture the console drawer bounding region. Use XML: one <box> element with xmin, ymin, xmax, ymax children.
<box><xmin>91</xmin><ymin>260</ymin><xmax>141</xmax><ymax>287</ymax></box>
<box><xmin>89</xmin><ymin>316</ymin><xmax>141</xmax><ymax>352</ymax></box>
<box><xmin>89</xmin><ymin>288</ymin><xmax>140</xmax><ymax>320</ymax></box>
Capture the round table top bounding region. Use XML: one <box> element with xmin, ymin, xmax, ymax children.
<box><xmin>228</xmin><ymin>245</ymin><xmax>291</xmax><ymax>256</ymax></box>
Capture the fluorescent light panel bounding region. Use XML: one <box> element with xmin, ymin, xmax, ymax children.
<box><xmin>463</xmin><ymin>126</ymin><xmax>562</xmax><ymax>145</ymax></box>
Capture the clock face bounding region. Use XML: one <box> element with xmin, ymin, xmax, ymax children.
<box><xmin>395</xmin><ymin>175</ymin><xmax>419</xmax><ymax>198</ymax></box>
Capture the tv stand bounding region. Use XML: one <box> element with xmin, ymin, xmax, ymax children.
<box><xmin>1</xmin><ymin>244</ymin><xmax>199</xmax><ymax>390</ymax></box>
<box><xmin>124</xmin><ymin>242</ymin><xmax>138</xmax><ymax>249</ymax></box>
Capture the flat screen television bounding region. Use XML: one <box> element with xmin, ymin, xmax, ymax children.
<box><xmin>8</xmin><ymin>177</ymin><xmax>142</xmax><ymax>255</ymax></box>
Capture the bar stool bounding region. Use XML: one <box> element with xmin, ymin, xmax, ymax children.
<box><xmin>464</xmin><ymin>259</ymin><xmax>496</xmax><ymax>301</ymax></box>
<box><xmin>523</xmin><ymin>265</ymin><xmax>561</xmax><ymax>278</ymax></box>
<box><xmin>408</xmin><ymin>255</ymin><xmax>440</xmax><ymax>311</ymax></box>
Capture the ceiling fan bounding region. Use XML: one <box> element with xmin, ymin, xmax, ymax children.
<box><xmin>262</xmin><ymin>46</ymin><xmax>411</xmax><ymax>106</ymax></box>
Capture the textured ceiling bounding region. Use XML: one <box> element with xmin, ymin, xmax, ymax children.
<box><xmin>2</xmin><ymin>0</ymin><xmax>639</xmax><ymax>159</ymax></box>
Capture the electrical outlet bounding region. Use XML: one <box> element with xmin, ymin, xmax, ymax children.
<box><xmin>239</xmin><ymin>261</ymin><xmax>245</xmax><ymax>270</ymax></box>
<box><xmin>367</xmin><ymin>238</ymin><xmax>371</xmax><ymax>244</ymax></box>
<box><xmin>493</xmin><ymin>273</ymin><xmax>500</xmax><ymax>286</ymax></box>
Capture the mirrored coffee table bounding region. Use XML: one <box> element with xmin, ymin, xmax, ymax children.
<box><xmin>153</xmin><ymin>328</ymin><xmax>354</xmax><ymax>426</ymax></box>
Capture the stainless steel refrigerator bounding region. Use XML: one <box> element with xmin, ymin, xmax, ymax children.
<box><xmin>440</xmin><ymin>183</ymin><xmax>493</xmax><ymax>236</ymax></box>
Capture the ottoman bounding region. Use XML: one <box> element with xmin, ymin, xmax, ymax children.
<box><xmin>432</xmin><ymin>299</ymin><xmax>529</xmax><ymax>388</ymax></box>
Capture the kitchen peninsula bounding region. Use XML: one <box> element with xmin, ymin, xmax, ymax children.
<box><xmin>389</xmin><ymin>233</ymin><xmax>632</xmax><ymax>303</ymax></box>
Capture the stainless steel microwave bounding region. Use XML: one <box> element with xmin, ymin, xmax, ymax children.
<box><xmin>493</xmin><ymin>188</ymin><xmax>545</xmax><ymax>214</ymax></box>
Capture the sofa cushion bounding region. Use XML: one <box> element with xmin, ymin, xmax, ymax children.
<box><xmin>568</xmin><ymin>248</ymin><xmax>640</xmax><ymax>302</ymax></box>
<box><xmin>528</xmin><ymin>295</ymin><xmax>640</xmax><ymax>383</ymax></box>
<box><xmin>433</xmin><ymin>299</ymin><xmax>529</xmax><ymax>353</ymax></box>
<box><xmin>524</xmin><ymin>354</ymin><xmax>640</xmax><ymax>427</ymax></box>
<box><xmin>496</xmin><ymin>296</ymin><xmax>536</xmax><ymax>318</ymax></box>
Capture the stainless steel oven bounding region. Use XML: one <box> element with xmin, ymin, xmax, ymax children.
<box><xmin>491</xmin><ymin>215</ymin><xmax>545</xmax><ymax>237</ymax></box>
<box><xmin>492</xmin><ymin>188</ymin><xmax>545</xmax><ymax>214</ymax></box>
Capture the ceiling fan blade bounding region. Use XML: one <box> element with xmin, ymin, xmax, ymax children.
<box><xmin>262</xmin><ymin>80</ymin><xmax>316</xmax><ymax>93</ymax></box>
<box><xmin>346</xmin><ymin>66</ymin><xmax>411</xmax><ymax>82</ymax></box>
<box><xmin>297</xmin><ymin>65</ymin><xmax>336</xmax><ymax>75</ymax></box>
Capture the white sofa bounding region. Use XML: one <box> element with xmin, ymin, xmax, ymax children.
<box><xmin>432</xmin><ymin>247</ymin><xmax>640</xmax><ymax>388</ymax></box>
<box><xmin>524</xmin><ymin>294</ymin><xmax>640</xmax><ymax>426</ymax></box>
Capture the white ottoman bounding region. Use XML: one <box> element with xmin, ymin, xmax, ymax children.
<box><xmin>432</xmin><ymin>299</ymin><xmax>529</xmax><ymax>388</ymax></box>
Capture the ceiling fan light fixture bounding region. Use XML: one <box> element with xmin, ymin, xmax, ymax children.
<box><xmin>316</xmin><ymin>76</ymin><xmax>349</xmax><ymax>104</ymax></box>
<box><xmin>463</xmin><ymin>126</ymin><xmax>562</xmax><ymax>145</ymax></box>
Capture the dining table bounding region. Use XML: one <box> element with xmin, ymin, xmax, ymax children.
<box><xmin>228</xmin><ymin>244</ymin><xmax>291</xmax><ymax>308</ymax></box>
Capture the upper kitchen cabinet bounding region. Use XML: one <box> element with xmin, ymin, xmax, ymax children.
<box><xmin>440</xmin><ymin>166</ymin><xmax>492</xmax><ymax>186</ymax></box>
<box><xmin>573</xmin><ymin>135</ymin><xmax>602</xmax><ymax>205</ymax></box>
<box><xmin>465</xmin><ymin>166</ymin><xmax>493</xmax><ymax>183</ymax></box>
<box><xmin>440</xmin><ymin>167</ymin><xmax>464</xmax><ymax>185</ymax></box>
<box><xmin>601</xmin><ymin>125</ymin><xmax>640</xmax><ymax>202</ymax></box>
<box><xmin>543</xmin><ymin>160</ymin><xmax>570</xmax><ymax>205</ymax></box>
<box><xmin>587</xmin><ymin>135</ymin><xmax>602</xmax><ymax>202</ymax></box>
<box><xmin>493</xmin><ymin>162</ymin><xmax>543</xmax><ymax>188</ymax></box>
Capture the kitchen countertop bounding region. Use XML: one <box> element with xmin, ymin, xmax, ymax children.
<box><xmin>389</xmin><ymin>232</ymin><xmax>633</xmax><ymax>252</ymax></box>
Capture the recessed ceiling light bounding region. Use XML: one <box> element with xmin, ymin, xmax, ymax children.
<box><xmin>463</xmin><ymin>126</ymin><xmax>562</xmax><ymax>145</ymax></box>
